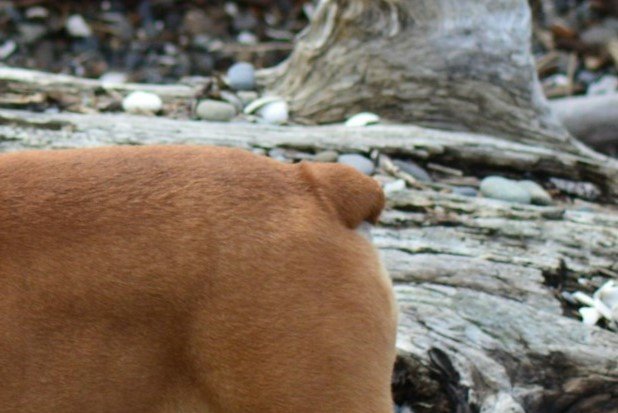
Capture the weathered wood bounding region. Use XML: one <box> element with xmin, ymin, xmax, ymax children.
<box><xmin>0</xmin><ymin>67</ymin><xmax>198</xmax><ymax>116</ymax></box>
<box><xmin>261</xmin><ymin>0</ymin><xmax>585</xmax><ymax>157</ymax></box>
<box><xmin>1</xmin><ymin>108</ymin><xmax>617</xmax><ymax>201</ymax></box>
<box><xmin>0</xmin><ymin>109</ymin><xmax>617</xmax><ymax>412</ymax></box>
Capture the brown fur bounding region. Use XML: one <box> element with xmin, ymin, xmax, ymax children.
<box><xmin>0</xmin><ymin>145</ymin><xmax>397</xmax><ymax>413</ymax></box>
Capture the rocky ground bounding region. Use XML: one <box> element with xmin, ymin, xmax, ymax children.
<box><xmin>0</xmin><ymin>0</ymin><xmax>308</xmax><ymax>82</ymax></box>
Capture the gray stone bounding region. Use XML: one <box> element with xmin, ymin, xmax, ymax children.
<box><xmin>227</xmin><ymin>62</ymin><xmax>255</xmax><ymax>91</ymax></box>
<box><xmin>452</xmin><ymin>186</ymin><xmax>478</xmax><ymax>197</ymax></box>
<box><xmin>393</xmin><ymin>160</ymin><xmax>432</xmax><ymax>182</ymax></box>
<box><xmin>314</xmin><ymin>150</ymin><xmax>339</xmax><ymax>163</ymax></box>
<box><xmin>480</xmin><ymin>176</ymin><xmax>531</xmax><ymax>204</ymax></box>
<box><xmin>195</xmin><ymin>100</ymin><xmax>236</xmax><ymax>122</ymax></box>
<box><xmin>338</xmin><ymin>154</ymin><xmax>375</xmax><ymax>175</ymax></box>
<box><xmin>18</xmin><ymin>23</ymin><xmax>47</xmax><ymax>44</ymax></box>
<box><xmin>220</xmin><ymin>91</ymin><xmax>244</xmax><ymax>112</ymax></box>
<box><xmin>518</xmin><ymin>180</ymin><xmax>553</xmax><ymax>205</ymax></box>
<box><xmin>268</xmin><ymin>148</ymin><xmax>288</xmax><ymax>162</ymax></box>
<box><xmin>237</xmin><ymin>91</ymin><xmax>258</xmax><ymax>106</ymax></box>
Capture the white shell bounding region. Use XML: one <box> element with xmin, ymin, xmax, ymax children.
<box><xmin>591</xmin><ymin>280</ymin><xmax>618</xmax><ymax>321</ymax></box>
<box><xmin>122</xmin><ymin>91</ymin><xmax>163</xmax><ymax>115</ymax></box>
<box><xmin>595</xmin><ymin>280</ymin><xmax>618</xmax><ymax>310</ymax></box>
<box><xmin>66</xmin><ymin>15</ymin><xmax>92</xmax><ymax>37</ymax></box>
<box><xmin>579</xmin><ymin>307</ymin><xmax>601</xmax><ymax>326</ymax></box>
<box><xmin>345</xmin><ymin>112</ymin><xmax>380</xmax><ymax>127</ymax></box>
<box><xmin>572</xmin><ymin>291</ymin><xmax>595</xmax><ymax>307</ymax></box>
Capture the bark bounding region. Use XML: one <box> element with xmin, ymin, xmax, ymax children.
<box><xmin>0</xmin><ymin>107</ymin><xmax>617</xmax><ymax>412</ymax></box>
<box><xmin>261</xmin><ymin>0</ymin><xmax>588</xmax><ymax>157</ymax></box>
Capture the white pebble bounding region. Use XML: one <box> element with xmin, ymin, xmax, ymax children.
<box><xmin>245</xmin><ymin>96</ymin><xmax>288</xmax><ymax>125</ymax></box>
<box><xmin>66</xmin><ymin>15</ymin><xmax>93</xmax><ymax>38</ymax></box>
<box><xmin>258</xmin><ymin>101</ymin><xmax>289</xmax><ymax>125</ymax></box>
<box><xmin>237</xmin><ymin>31</ymin><xmax>257</xmax><ymax>45</ymax></box>
<box><xmin>122</xmin><ymin>91</ymin><xmax>163</xmax><ymax>115</ymax></box>
<box><xmin>100</xmin><ymin>72</ymin><xmax>128</xmax><ymax>86</ymax></box>
<box><xmin>345</xmin><ymin>112</ymin><xmax>380</xmax><ymax>127</ymax></box>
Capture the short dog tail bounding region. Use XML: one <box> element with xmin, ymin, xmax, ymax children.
<box><xmin>299</xmin><ymin>161</ymin><xmax>385</xmax><ymax>229</ymax></box>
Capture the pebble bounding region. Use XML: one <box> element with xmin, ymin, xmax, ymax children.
<box><xmin>237</xmin><ymin>31</ymin><xmax>258</xmax><ymax>45</ymax></box>
<box><xmin>195</xmin><ymin>99</ymin><xmax>237</xmax><ymax>122</ymax></box>
<box><xmin>100</xmin><ymin>72</ymin><xmax>128</xmax><ymax>85</ymax></box>
<box><xmin>268</xmin><ymin>148</ymin><xmax>288</xmax><ymax>162</ymax></box>
<box><xmin>480</xmin><ymin>176</ymin><xmax>531</xmax><ymax>204</ymax></box>
<box><xmin>451</xmin><ymin>186</ymin><xmax>478</xmax><ymax>197</ymax></box>
<box><xmin>25</xmin><ymin>6</ymin><xmax>49</xmax><ymax>19</ymax></box>
<box><xmin>257</xmin><ymin>100</ymin><xmax>289</xmax><ymax>125</ymax></box>
<box><xmin>66</xmin><ymin>15</ymin><xmax>93</xmax><ymax>38</ymax></box>
<box><xmin>393</xmin><ymin>160</ymin><xmax>432</xmax><ymax>182</ymax></box>
<box><xmin>587</xmin><ymin>75</ymin><xmax>618</xmax><ymax>95</ymax></box>
<box><xmin>220</xmin><ymin>91</ymin><xmax>244</xmax><ymax>112</ymax></box>
<box><xmin>227</xmin><ymin>62</ymin><xmax>256</xmax><ymax>91</ymax></box>
<box><xmin>237</xmin><ymin>91</ymin><xmax>258</xmax><ymax>106</ymax></box>
<box><xmin>345</xmin><ymin>112</ymin><xmax>380</xmax><ymax>127</ymax></box>
<box><xmin>18</xmin><ymin>23</ymin><xmax>47</xmax><ymax>44</ymax></box>
<box><xmin>314</xmin><ymin>150</ymin><xmax>339</xmax><ymax>163</ymax></box>
<box><xmin>338</xmin><ymin>154</ymin><xmax>375</xmax><ymax>176</ymax></box>
<box><xmin>122</xmin><ymin>91</ymin><xmax>163</xmax><ymax>115</ymax></box>
<box><xmin>518</xmin><ymin>180</ymin><xmax>553</xmax><ymax>205</ymax></box>
<box><xmin>0</xmin><ymin>40</ymin><xmax>17</xmax><ymax>60</ymax></box>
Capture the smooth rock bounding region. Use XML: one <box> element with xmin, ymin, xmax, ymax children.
<box><xmin>0</xmin><ymin>40</ymin><xmax>16</xmax><ymax>60</ymax></box>
<box><xmin>100</xmin><ymin>72</ymin><xmax>128</xmax><ymax>85</ymax></box>
<box><xmin>268</xmin><ymin>148</ymin><xmax>289</xmax><ymax>162</ymax></box>
<box><xmin>237</xmin><ymin>91</ymin><xmax>258</xmax><ymax>106</ymax></box>
<box><xmin>227</xmin><ymin>62</ymin><xmax>255</xmax><ymax>91</ymax></box>
<box><xmin>314</xmin><ymin>150</ymin><xmax>339</xmax><ymax>163</ymax></box>
<box><xmin>66</xmin><ymin>15</ymin><xmax>93</xmax><ymax>37</ymax></box>
<box><xmin>237</xmin><ymin>31</ymin><xmax>257</xmax><ymax>45</ymax></box>
<box><xmin>122</xmin><ymin>91</ymin><xmax>163</xmax><ymax>115</ymax></box>
<box><xmin>257</xmin><ymin>101</ymin><xmax>288</xmax><ymax>125</ymax></box>
<box><xmin>452</xmin><ymin>186</ymin><xmax>478</xmax><ymax>197</ymax></box>
<box><xmin>18</xmin><ymin>23</ymin><xmax>47</xmax><ymax>44</ymax></box>
<box><xmin>338</xmin><ymin>154</ymin><xmax>375</xmax><ymax>176</ymax></box>
<box><xmin>220</xmin><ymin>91</ymin><xmax>244</xmax><ymax>112</ymax></box>
<box><xmin>480</xmin><ymin>176</ymin><xmax>531</xmax><ymax>204</ymax></box>
<box><xmin>518</xmin><ymin>180</ymin><xmax>553</xmax><ymax>205</ymax></box>
<box><xmin>393</xmin><ymin>159</ymin><xmax>432</xmax><ymax>182</ymax></box>
<box><xmin>195</xmin><ymin>99</ymin><xmax>237</xmax><ymax>122</ymax></box>
<box><xmin>25</xmin><ymin>6</ymin><xmax>49</xmax><ymax>19</ymax></box>
<box><xmin>587</xmin><ymin>75</ymin><xmax>618</xmax><ymax>95</ymax></box>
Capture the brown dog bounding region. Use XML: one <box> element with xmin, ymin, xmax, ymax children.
<box><xmin>0</xmin><ymin>145</ymin><xmax>397</xmax><ymax>413</ymax></box>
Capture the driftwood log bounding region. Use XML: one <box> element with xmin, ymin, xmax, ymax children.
<box><xmin>1</xmin><ymin>68</ymin><xmax>618</xmax><ymax>201</ymax></box>
<box><xmin>0</xmin><ymin>108</ymin><xmax>616</xmax><ymax>413</ymax></box>
<box><xmin>261</xmin><ymin>0</ymin><xmax>582</xmax><ymax>154</ymax></box>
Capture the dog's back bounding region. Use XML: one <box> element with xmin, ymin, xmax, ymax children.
<box><xmin>0</xmin><ymin>146</ymin><xmax>397</xmax><ymax>413</ymax></box>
